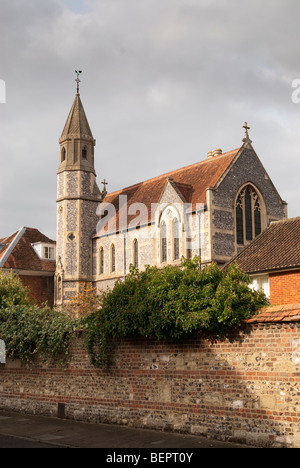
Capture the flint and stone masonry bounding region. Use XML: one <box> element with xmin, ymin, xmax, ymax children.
<box><xmin>1</xmin><ymin>312</ymin><xmax>300</xmax><ymax>448</ymax></box>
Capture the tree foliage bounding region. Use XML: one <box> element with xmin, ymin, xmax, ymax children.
<box><xmin>62</xmin><ymin>282</ymin><xmax>103</xmax><ymax>318</ymax></box>
<box><xmin>0</xmin><ymin>271</ymin><xmax>30</xmax><ymax>309</ymax></box>
<box><xmin>82</xmin><ymin>258</ymin><xmax>269</xmax><ymax>368</ymax></box>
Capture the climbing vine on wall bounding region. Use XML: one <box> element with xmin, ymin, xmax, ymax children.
<box><xmin>81</xmin><ymin>258</ymin><xmax>269</xmax><ymax>368</ymax></box>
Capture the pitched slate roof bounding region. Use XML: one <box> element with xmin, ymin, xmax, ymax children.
<box><xmin>95</xmin><ymin>147</ymin><xmax>239</xmax><ymax>236</ymax></box>
<box><xmin>227</xmin><ymin>217</ymin><xmax>300</xmax><ymax>274</ymax></box>
<box><xmin>0</xmin><ymin>227</ymin><xmax>56</xmax><ymax>273</ymax></box>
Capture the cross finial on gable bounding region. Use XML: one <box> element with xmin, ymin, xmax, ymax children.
<box><xmin>242</xmin><ymin>122</ymin><xmax>252</xmax><ymax>143</ymax></box>
<box><xmin>102</xmin><ymin>179</ymin><xmax>108</xmax><ymax>193</ymax></box>
<box><xmin>99</xmin><ymin>179</ymin><xmax>108</xmax><ymax>201</ymax></box>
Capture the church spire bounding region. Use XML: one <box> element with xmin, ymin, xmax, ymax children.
<box><xmin>60</xmin><ymin>92</ymin><xmax>94</xmax><ymax>143</ymax></box>
<box><xmin>58</xmin><ymin>78</ymin><xmax>96</xmax><ymax>175</ymax></box>
<box><xmin>55</xmin><ymin>76</ymin><xmax>101</xmax><ymax>306</ymax></box>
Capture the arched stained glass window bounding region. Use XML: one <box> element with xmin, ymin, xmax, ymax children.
<box><xmin>236</xmin><ymin>185</ymin><xmax>262</xmax><ymax>245</ymax></box>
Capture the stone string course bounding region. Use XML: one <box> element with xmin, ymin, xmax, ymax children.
<box><xmin>1</xmin><ymin>306</ymin><xmax>300</xmax><ymax>448</ymax></box>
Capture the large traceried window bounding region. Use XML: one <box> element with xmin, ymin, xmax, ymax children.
<box><xmin>236</xmin><ymin>185</ymin><xmax>262</xmax><ymax>245</ymax></box>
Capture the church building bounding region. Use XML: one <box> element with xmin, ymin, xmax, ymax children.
<box><xmin>54</xmin><ymin>86</ymin><xmax>287</xmax><ymax>305</ymax></box>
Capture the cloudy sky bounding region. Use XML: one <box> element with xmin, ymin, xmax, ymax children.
<box><xmin>1</xmin><ymin>0</ymin><xmax>299</xmax><ymax>240</ymax></box>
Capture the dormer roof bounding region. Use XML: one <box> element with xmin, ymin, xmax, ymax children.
<box><xmin>0</xmin><ymin>227</ymin><xmax>56</xmax><ymax>273</ymax></box>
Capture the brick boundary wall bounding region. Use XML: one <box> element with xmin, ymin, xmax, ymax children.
<box><xmin>1</xmin><ymin>304</ymin><xmax>300</xmax><ymax>448</ymax></box>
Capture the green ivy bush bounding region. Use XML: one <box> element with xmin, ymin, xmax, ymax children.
<box><xmin>0</xmin><ymin>305</ymin><xmax>79</xmax><ymax>364</ymax></box>
<box><xmin>82</xmin><ymin>258</ymin><xmax>269</xmax><ymax>368</ymax></box>
<box><xmin>0</xmin><ymin>271</ymin><xmax>79</xmax><ymax>364</ymax></box>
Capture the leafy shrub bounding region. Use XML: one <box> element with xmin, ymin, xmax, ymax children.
<box><xmin>0</xmin><ymin>271</ymin><xmax>30</xmax><ymax>309</ymax></box>
<box><xmin>61</xmin><ymin>282</ymin><xmax>103</xmax><ymax>318</ymax></box>
<box><xmin>0</xmin><ymin>305</ymin><xmax>79</xmax><ymax>364</ymax></box>
<box><xmin>82</xmin><ymin>258</ymin><xmax>269</xmax><ymax>367</ymax></box>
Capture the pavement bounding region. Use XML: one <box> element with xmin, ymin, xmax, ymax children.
<box><xmin>0</xmin><ymin>410</ymin><xmax>255</xmax><ymax>450</ymax></box>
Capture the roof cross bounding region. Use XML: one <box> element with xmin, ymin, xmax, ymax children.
<box><xmin>242</xmin><ymin>122</ymin><xmax>252</xmax><ymax>143</ymax></box>
<box><xmin>102</xmin><ymin>179</ymin><xmax>108</xmax><ymax>193</ymax></box>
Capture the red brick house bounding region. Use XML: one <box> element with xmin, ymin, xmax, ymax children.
<box><xmin>227</xmin><ymin>217</ymin><xmax>300</xmax><ymax>305</ymax></box>
<box><xmin>0</xmin><ymin>227</ymin><xmax>56</xmax><ymax>306</ymax></box>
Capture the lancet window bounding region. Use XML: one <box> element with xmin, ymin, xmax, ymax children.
<box><xmin>161</xmin><ymin>221</ymin><xmax>167</xmax><ymax>263</ymax></box>
<box><xmin>99</xmin><ymin>247</ymin><xmax>104</xmax><ymax>274</ymax></box>
<box><xmin>173</xmin><ymin>218</ymin><xmax>179</xmax><ymax>260</ymax></box>
<box><xmin>111</xmin><ymin>244</ymin><xmax>115</xmax><ymax>272</ymax></box>
<box><xmin>133</xmin><ymin>239</ymin><xmax>138</xmax><ymax>268</ymax></box>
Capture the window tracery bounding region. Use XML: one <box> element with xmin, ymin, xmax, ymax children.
<box><xmin>236</xmin><ymin>185</ymin><xmax>261</xmax><ymax>245</ymax></box>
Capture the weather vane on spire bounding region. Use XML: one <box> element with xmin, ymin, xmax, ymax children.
<box><xmin>75</xmin><ymin>70</ymin><xmax>82</xmax><ymax>94</ymax></box>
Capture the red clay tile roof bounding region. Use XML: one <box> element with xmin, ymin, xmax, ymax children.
<box><xmin>96</xmin><ymin>147</ymin><xmax>239</xmax><ymax>235</ymax></box>
<box><xmin>227</xmin><ymin>217</ymin><xmax>300</xmax><ymax>274</ymax></box>
<box><xmin>244</xmin><ymin>303</ymin><xmax>300</xmax><ymax>323</ymax></box>
<box><xmin>0</xmin><ymin>227</ymin><xmax>56</xmax><ymax>273</ymax></box>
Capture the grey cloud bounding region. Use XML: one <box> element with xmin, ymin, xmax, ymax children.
<box><xmin>0</xmin><ymin>0</ymin><xmax>299</xmax><ymax>239</ymax></box>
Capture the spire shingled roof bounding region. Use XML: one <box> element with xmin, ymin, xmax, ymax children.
<box><xmin>60</xmin><ymin>93</ymin><xmax>94</xmax><ymax>142</ymax></box>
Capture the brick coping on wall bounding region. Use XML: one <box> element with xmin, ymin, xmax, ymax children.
<box><xmin>243</xmin><ymin>303</ymin><xmax>300</xmax><ymax>323</ymax></box>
